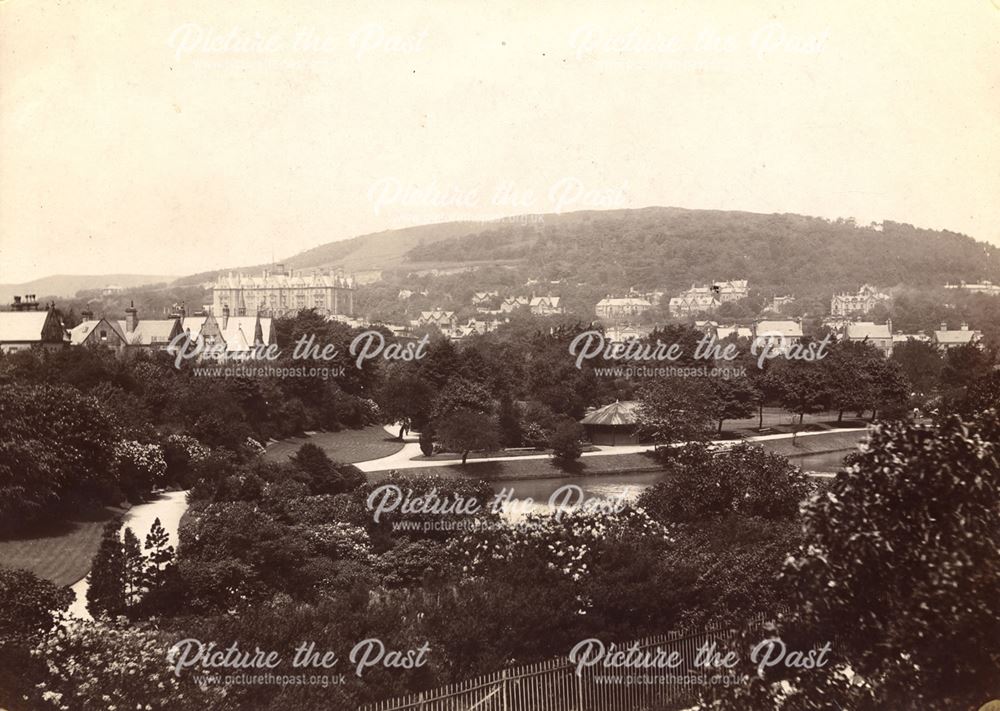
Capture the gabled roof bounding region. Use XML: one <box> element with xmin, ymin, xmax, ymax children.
<box><xmin>755</xmin><ymin>320</ymin><xmax>804</xmax><ymax>338</ymax></box>
<box><xmin>717</xmin><ymin>326</ymin><xmax>753</xmax><ymax>340</ymax></box>
<box><xmin>933</xmin><ymin>329</ymin><xmax>981</xmax><ymax>345</ymax></box>
<box><xmin>845</xmin><ymin>322</ymin><xmax>892</xmax><ymax>340</ymax></box>
<box><xmin>597</xmin><ymin>297</ymin><xmax>652</xmax><ymax>307</ymax></box>
<box><xmin>182</xmin><ymin>315</ymin><xmax>273</xmax><ymax>350</ymax></box>
<box><xmin>69</xmin><ymin>318</ymin><xmax>126</xmax><ymax>346</ymax></box>
<box><xmin>581</xmin><ymin>400</ymin><xmax>640</xmax><ymax>427</ymax></box>
<box><xmin>117</xmin><ymin>319</ymin><xmax>181</xmax><ymax>346</ymax></box>
<box><xmin>0</xmin><ymin>311</ymin><xmax>58</xmax><ymax>342</ymax></box>
<box><xmin>530</xmin><ymin>296</ymin><xmax>560</xmax><ymax>307</ymax></box>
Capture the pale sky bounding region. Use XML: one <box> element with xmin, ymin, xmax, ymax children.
<box><xmin>1</xmin><ymin>0</ymin><xmax>998</xmax><ymax>283</ymax></box>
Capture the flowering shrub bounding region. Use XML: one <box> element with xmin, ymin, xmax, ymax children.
<box><xmin>295</xmin><ymin>521</ymin><xmax>373</xmax><ymax>562</ymax></box>
<box><xmin>456</xmin><ymin>507</ymin><xmax>673</xmax><ymax>594</ymax></box>
<box><xmin>164</xmin><ymin>434</ymin><xmax>209</xmax><ymax>463</ymax></box>
<box><xmin>113</xmin><ymin>440</ymin><xmax>167</xmax><ymax>503</ymax></box>
<box><xmin>241</xmin><ymin>436</ymin><xmax>265</xmax><ymax>458</ymax></box>
<box><xmin>31</xmin><ymin>618</ymin><xmax>220</xmax><ymax>710</ymax></box>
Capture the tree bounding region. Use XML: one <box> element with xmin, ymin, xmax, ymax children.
<box><xmin>549</xmin><ymin>419</ymin><xmax>584</xmax><ymax>464</ymax></box>
<box><xmin>435</xmin><ymin>409</ymin><xmax>500</xmax><ymax>464</ymax></box>
<box><xmin>87</xmin><ymin>521</ymin><xmax>126</xmax><ymax>618</ymax></box>
<box><xmin>0</xmin><ymin>566</ymin><xmax>73</xmax><ymax>708</ymax></box>
<box><xmin>122</xmin><ymin>527</ymin><xmax>144</xmax><ymax>608</ymax></box>
<box><xmin>635</xmin><ymin>376</ymin><xmax>715</xmax><ymax>456</ymax></box>
<box><xmin>431</xmin><ymin>376</ymin><xmax>495</xmax><ymax>420</ymax></box>
<box><xmin>940</xmin><ymin>342</ymin><xmax>993</xmax><ymax>394</ymax></box>
<box><xmin>0</xmin><ymin>384</ymin><xmax>116</xmax><ymax>531</ymax></box>
<box><xmin>637</xmin><ymin>443</ymin><xmax>811</xmax><ymax>523</ymax></box>
<box><xmin>144</xmin><ymin>517</ymin><xmax>175</xmax><ymax>591</ymax></box>
<box><xmin>720</xmin><ymin>413</ymin><xmax>1000</xmax><ymax>709</ymax></box>
<box><xmin>377</xmin><ymin>363</ymin><xmax>435</xmax><ymax>439</ymax></box>
<box><xmin>824</xmin><ymin>341</ymin><xmax>877</xmax><ymax>422</ymax></box>
<box><xmin>706</xmin><ymin>374</ymin><xmax>758</xmax><ymax>433</ymax></box>
<box><xmin>868</xmin><ymin>357</ymin><xmax>911</xmax><ymax>421</ymax></box>
<box><xmin>418</xmin><ymin>429</ymin><xmax>435</xmax><ymax>457</ymax></box>
<box><xmin>891</xmin><ymin>339</ymin><xmax>943</xmax><ymax>398</ymax></box>
<box><xmin>497</xmin><ymin>390</ymin><xmax>523</xmax><ymax>447</ymax></box>
<box><xmin>772</xmin><ymin>358</ymin><xmax>832</xmax><ymax>425</ymax></box>
<box><xmin>291</xmin><ymin>442</ymin><xmax>364</xmax><ymax>495</ymax></box>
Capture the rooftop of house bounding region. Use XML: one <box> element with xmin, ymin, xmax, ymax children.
<box><xmin>845</xmin><ymin>322</ymin><xmax>892</xmax><ymax>340</ymax></box>
<box><xmin>182</xmin><ymin>315</ymin><xmax>274</xmax><ymax>350</ymax></box>
<box><xmin>69</xmin><ymin>318</ymin><xmax>125</xmax><ymax>345</ymax></box>
<box><xmin>116</xmin><ymin>319</ymin><xmax>180</xmax><ymax>346</ymax></box>
<box><xmin>755</xmin><ymin>320</ymin><xmax>804</xmax><ymax>338</ymax></box>
<box><xmin>933</xmin><ymin>326</ymin><xmax>981</xmax><ymax>344</ymax></box>
<box><xmin>598</xmin><ymin>297</ymin><xmax>652</xmax><ymax>307</ymax></box>
<box><xmin>0</xmin><ymin>311</ymin><xmax>60</xmax><ymax>342</ymax></box>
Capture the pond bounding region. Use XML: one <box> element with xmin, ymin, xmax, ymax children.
<box><xmin>490</xmin><ymin>450</ymin><xmax>849</xmax><ymax>520</ymax></box>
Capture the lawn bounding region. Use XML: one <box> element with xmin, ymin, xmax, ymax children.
<box><xmin>368</xmin><ymin>428</ymin><xmax>866</xmax><ymax>482</ymax></box>
<box><xmin>370</xmin><ymin>452</ymin><xmax>665</xmax><ymax>482</ymax></box>
<box><xmin>264</xmin><ymin>425</ymin><xmax>407</xmax><ymax>464</ymax></box>
<box><xmin>0</xmin><ymin>505</ymin><xmax>126</xmax><ymax>587</ymax></box>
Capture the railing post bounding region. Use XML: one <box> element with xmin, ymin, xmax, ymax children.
<box><xmin>577</xmin><ymin>669</ymin><xmax>584</xmax><ymax>711</ymax></box>
<box><xmin>501</xmin><ymin>669</ymin><xmax>509</xmax><ymax>711</ymax></box>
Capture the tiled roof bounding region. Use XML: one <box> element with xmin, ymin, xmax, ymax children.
<box><xmin>0</xmin><ymin>312</ymin><xmax>54</xmax><ymax>342</ymax></box>
<box><xmin>69</xmin><ymin>319</ymin><xmax>125</xmax><ymax>345</ymax></box>
<box><xmin>581</xmin><ymin>400</ymin><xmax>640</xmax><ymax>427</ymax></box>
<box><xmin>755</xmin><ymin>320</ymin><xmax>804</xmax><ymax>338</ymax></box>
<box><xmin>934</xmin><ymin>329</ymin><xmax>981</xmax><ymax>345</ymax></box>
<box><xmin>598</xmin><ymin>297</ymin><xmax>652</xmax><ymax>307</ymax></box>
<box><xmin>845</xmin><ymin>322</ymin><xmax>891</xmax><ymax>340</ymax></box>
<box><xmin>117</xmin><ymin>319</ymin><xmax>180</xmax><ymax>346</ymax></box>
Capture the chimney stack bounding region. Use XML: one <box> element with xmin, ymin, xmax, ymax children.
<box><xmin>940</xmin><ymin>322</ymin><xmax>948</xmax><ymax>331</ymax></box>
<box><xmin>222</xmin><ymin>304</ymin><xmax>230</xmax><ymax>330</ymax></box>
<box><xmin>125</xmin><ymin>300</ymin><xmax>138</xmax><ymax>334</ymax></box>
<box><xmin>81</xmin><ymin>309</ymin><xmax>94</xmax><ymax>321</ymax></box>
<box><xmin>960</xmin><ymin>322</ymin><xmax>969</xmax><ymax>331</ymax></box>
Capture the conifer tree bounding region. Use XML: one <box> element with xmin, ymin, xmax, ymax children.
<box><xmin>86</xmin><ymin>520</ymin><xmax>126</xmax><ymax>618</ymax></box>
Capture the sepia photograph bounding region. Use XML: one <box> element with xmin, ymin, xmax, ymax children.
<box><xmin>0</xmin><ymin>1</ymin><xmax>998</xmax><ymax>709</ymax></box>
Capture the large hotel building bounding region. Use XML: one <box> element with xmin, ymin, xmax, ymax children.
<box><xmin>211</xmin><ymin>268</ymin><xmax>356</xmax><ymax>318</ymax></box>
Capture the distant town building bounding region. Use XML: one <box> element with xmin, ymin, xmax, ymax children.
<box><xmin>830</xmin><ymin>284</ymin><xmax>891</xmax><ymax>317</ymax></box>
<box><xmin>416</xmin><ymin>308</ymin><xmax>457</xmax><ymax>333</ymax></box>
<box><xmin>452</xmin><ymin>317</ymin><xmax>500</xmax><ymax>339</ymax></box>
<box><xmin>101</xmin><ymin>284</ymin><xmax>126</xmax><ymax>297</ymax></box>
<box><xmin>70</xmin><ymin>302</ymin><xmax>181</xmax><ymax>351</ymax></box>
<box><xmin>212</xmin><ymin>268</ymin><xmax>355</xmax><ymax>318</ymax></box>
<box><xmin>397</xmin><ymin>289</ymin><xmax>427</xmax><ymax>300</ymax></box>
<box><xmin>604</xmin><ymin>324</ymin><xmax>651</xmax><ymax>344</ymax></box>
<box><xmin>892</xmin><ymin>333</ymin><xmax>931</xmax><ymax>344</ymax></box>
<box><xmin>181</xmin><ymin>309</ymin><xmax>276</xmax><ymax>358</ymax></box>
<box><xmin>753</xmin><ymin>319</ymin><xmax>804</xmax><ymax>354</ymax></box>
<box><xmin>944</xmin><ymin>280</ymin><xmax>1000</xmax><ymax>296</ymax></box>
<box><xmin>529</xmin><ymin>295</ymin><xmax>563</xmax><ymax>316</ymax></box>
<box><xmin>471</xmin><ymin>291</ymin><xmax>499</xmax><ymax>306</ymax></box>
<box><xmin>668</xmin><ymin>290</ymin><xmax>719</xmax><ymax>318</ymax></box>
<box><xmin>715</xmin><ymin>325</ymin><xmax>754</xmax><ymax>341</ymax></box>
<box><xmin>596</xmin><ymin>297</ymin><xmax>653</xmax><ymax>321</ymax></box>
<box><xmin>767</xmin><ymin>295</ymin><xmax>795</xmax><ymax>313</ymax></box>
<box><xmin>844</xmin><ymin>321</ymin><xmax>893</xmax><ymax>357</ymax></box>
<box><xmin>711</xmin><ymin>280</ymin><xmax>750</xmax><ymax>303</ymax></box>
<box><xmin>933</xmin><ymin>323</ymin><xmax>982</xmax><ymax>349</ymax></box>
<box><xmin>0</xmin><ymin>297</ymin><xmax>66</xmax><ymax>352</ymax></box>
<box><xmin>499</xmin><ymin>296</ymin><xmax>530</xmax><ymax>313</ymax></box>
